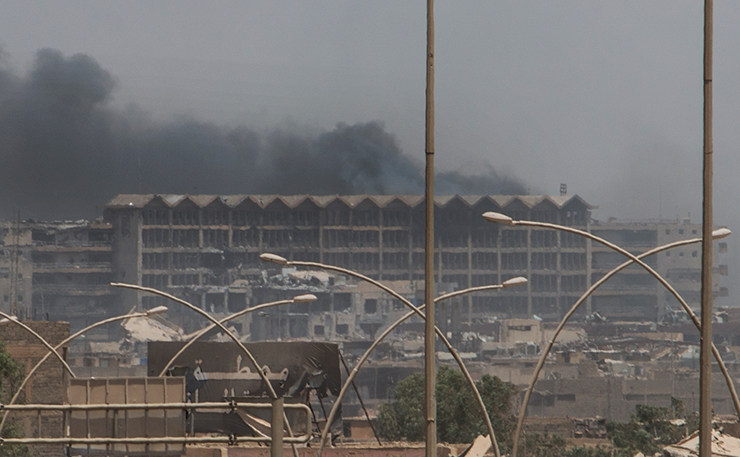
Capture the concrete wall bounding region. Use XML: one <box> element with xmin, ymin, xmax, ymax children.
<box><xmin>0</xmin><ymin>320</ymin><xmax>70</xmax><ymax>457</ymax></box>
<box><xmin>184</xmin><ymin>444</ymin><xmax>452</xmax><ymax>457</ymax></box>
<box><xmin>526</xmin><ymin>371</ymin><xmax>735</xmax><ymax>422</ymax></box>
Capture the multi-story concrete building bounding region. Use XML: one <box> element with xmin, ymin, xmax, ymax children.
<box><xmin>3</xmin><ymin>194</ymin><xmax>727</xmax><ymax>338</ymax></box>
<box><xmin>101</xmin><ymin>194</ymin><xmax>729</xmax><ymax>327</ymax></box>
<box><xmin>103</xmin><ymin>194</ymin><xmax>595</xmax><ymax>325</ymax></box>
<box><xmin>0</xmin><ymin>219</ymin><xmax>33</xmax><ymax>317</ymax></box>
<box><xmin>3</xmin><ymin>220</ymin><xmax>116</xmax><ymax>334</ymax></box>
<box><xmin>28</xmin><ymin>221</ymin><xmax>116</xmax><ymax>334</ymax></box>
<box><xmin>591</xmin><ymin>219</ymin><xmax>728</xmax><ymax>321</ymax></box>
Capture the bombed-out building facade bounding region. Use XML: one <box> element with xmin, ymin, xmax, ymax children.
<box><xmin>2</xmin><ymin>194</ymin><xmax>727</xmax><ymax>339</ymax></box>
<box><xmin>0</xmin><ymin>220</ymin><xmax>115</xmax><ymax>334</ymax></box>
<box><xmin>103</xmin><ymin>194</ymin><xmax>594</xmax><ymax>330</ymax></box>
<box><xmin>96</xmin><ymin>194</ymin><xmax>725</xmax><ymax>335</ymax></box>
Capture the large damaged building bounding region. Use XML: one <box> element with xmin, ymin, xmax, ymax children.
<box><xmin>1</xmin><ymin>194</ymin><xmax>728</xmax><ymax>338</ymax></box>
<box><xmin>103</xmin><ymin>193</ymin><xmax>595</xmax><ymax>329</ymax></box>
<box><xmin>1</xmin><ymin>220</ymin><xmax>116</xmax><ymax>335</ymax></box>
<box><xmin>101</xmin><ymin>194</ymin><xmax>726</xmax><ymax>327</ymax></box>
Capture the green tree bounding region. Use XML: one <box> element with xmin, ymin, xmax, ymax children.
<box><xmin>0</xmin><ymin>342</ymin><xmax>23</xmax><ymax>403</ymax></box>
<box><xmin>606</xmin><ymin>402</ymin><xmax>692</xmax><ymax>456</ymax></box>
<box><xmin>377</xmin><ymin>372</ymin><xmax>425</xmax><ymax>441</ymax></box>
<box><xmin>377</xmin><ymin>366</ymin><xmax>518</xmax><ymax>450</ymax></box>
<box><xmin>607</xmin><ymin>421</ymin><xmax>661</xmax><ymax>457</ymax></box>
<box><xmin>0</xmin><ymin>342</ymin><xmax>30</xmax><ymax>457</ymax></box>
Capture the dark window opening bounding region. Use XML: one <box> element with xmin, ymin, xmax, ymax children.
<box><xmin>335</xmin><ymin>293</ymin><xmax>351</xmax><ymax>311</ymax></box>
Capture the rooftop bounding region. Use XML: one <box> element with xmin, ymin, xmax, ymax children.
<box><xmin>105</xmin><ymin>194</ymin><xmax>595</xmax><ymax>211</ymax></box>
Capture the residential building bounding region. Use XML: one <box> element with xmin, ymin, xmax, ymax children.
<box><xmin>591</xmin><ymin>219</ymin><xmax>728</xmax><ymax>321</ymax></box>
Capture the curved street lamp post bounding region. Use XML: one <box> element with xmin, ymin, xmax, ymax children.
<box><xmin>152</xmin><ymin>295</ymin><xmax>368</xmax><ymax>442</ymax></box>
<box><xmin>2</xmin><ymin>293</ymin><xmax>319</xmax><ymax>457</ymax></box>
<box><xmin>482</xmin><ymin>212</ymin><xmax>736</xmax><ymax>457</ymax></box>
<box><xmin>324</xmin><ymin>277</ymin><xmax>528</xmax><ymax>456</ymax></box>
<box><xmin>110</xmin><ymin>284</ymin><xmax>317</xmax><ymax>457</ymax></box>
<box><xmin>156</xmin><ymin>297</ymin><xmax>314</xmax><ymax>377</ymax></box>
<box><xmin>0</xmin><ymin>310</ymin><xmax>75</xmax><ymax>379</ymax></box>
<box><xmin>260</xmin><ymin>253</ymin><xmax>527</xmax><ymax>457</ymax></box>
<box><xmin>0</xmin><ymin>306</ymin><xmax>169</xmax><ymax>435</ymax></box>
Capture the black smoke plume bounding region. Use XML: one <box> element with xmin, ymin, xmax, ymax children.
<box><xmin>0</xmin><ymin>49</ymin><xmax>528</xmax><ymax>221</ymax></box>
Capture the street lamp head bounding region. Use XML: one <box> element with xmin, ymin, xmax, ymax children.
<box><xmin>260</xmin><ymin>253</ymin><xmax>289</xmax><ymax>265</ymax></box>
<box><xmin>712</xmin><ymin>228</ymin><xmax>731</xmax><ymax>239</ymax></box>
<box><xmin>0</xmin><ymin>315</ymin><xmax>19</xmax><ymax>324</ymax></box>
<box><xmin>292</xmin><ymin>294</ymin><xmax>318</xmax><ymax>303</ymax></box>
<box><xmin>146</xmin><ymin>306</ymin><xmax>169</xmax><ymax>316</ymax></box>
<box><xmin>482</xmin><ymin>211</ymin><xmax>515</xmax><ymax>225</ymax></box>
<box><xmin>503</xmin><ymin>276</ymin><xmax>528</xmax><ymax>288</ymax></box>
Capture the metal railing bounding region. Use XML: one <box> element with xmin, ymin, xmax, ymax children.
<box><xmin>0</xmin><ymin>401</ymin><xmax>311</xmax><ymax>448</ymax></box>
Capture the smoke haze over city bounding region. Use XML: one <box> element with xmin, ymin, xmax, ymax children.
<box><xmin>1</xmin><ymin>1</ymin><xmax>740</xmax><ymax>288</ymax></box>
<box><xmin>0</xmin><ymin>49</ymin><xmax>526</xmax><ymax>221</ymax></box>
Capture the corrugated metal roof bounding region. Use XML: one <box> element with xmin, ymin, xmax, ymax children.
<box><xmin>105</xmin><ymin>194</ymin><xmax>594</xmax><ymax>210</ymax></box>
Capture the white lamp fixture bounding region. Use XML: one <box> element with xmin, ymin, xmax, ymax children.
<box><xmin>292</xmin><ymin>294</ymin><xmax>317</xmax><ymax>303</ymax></box>
<box><xmin>712</xmin><ymin>228</ymin><xmax>731</xmax><ymax>239</ymax></box>
<box><xmin>503</xmin><ymin>277</ymin><xmax>528</xmax><ymax>288</ymax></box>
<box><xmin>260</xmin><ymin>253</ymin><xmax>289</xmax><ymax>265</ymax></box>
<box><xmin>146</xmin><ymin>306</ymin><xmax>169</xmax><ymax>316</ymax></box>
<box><xmin>481</xmin><ymin>212</ymin><xmax>515</xmax><ymax>225</ymax></box>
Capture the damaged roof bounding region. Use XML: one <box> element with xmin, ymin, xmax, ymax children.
<box><xmin>106</xmin><ymin>194</ymin><xmax>595</xmax><ymax>211</ymax></box>
<box><xmin>664</xmin><ymin>429</ymin><xmax>740</xmax><ymax>457</ymax></box>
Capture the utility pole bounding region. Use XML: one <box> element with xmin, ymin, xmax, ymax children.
<box><xmin>699</xmin><ymin>0</ymin><xmax>713</xmax><ymax>456</ymax></box>
<box><xmin>424</xmin><ymin>1</ymin><xmax>436</xmax><ymax>457</ymax></box>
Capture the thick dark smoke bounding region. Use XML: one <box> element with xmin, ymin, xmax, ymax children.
<box><xmin>0</xmin><ymin>49</ymin><xmax>528</xmax><ymax>221</ymax></box>
<box><xmin>262</xmin><ymin>122</ymin><xmax>422</xmax><ymax>195</ymax></box>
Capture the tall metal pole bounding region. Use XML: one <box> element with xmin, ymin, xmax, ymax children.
<box><xmin>699</xmin><ymin>0</ymin><xmax>714</xmax><ymax>455</ymax></box>
<box><xmin>271</xmin><ymin>397</ymin><xmax>284</xmax><ymax>457</ymax></box>
<box><xmin>424</xmin><ymin>0</ymin><xmax>436</xmax><ymax>456</ymax></box>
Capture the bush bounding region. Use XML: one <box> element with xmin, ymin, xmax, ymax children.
<box><xmin>0</xmin><ymin>342</ymin><xmax>29</xmax><ymax>457</ymax></box>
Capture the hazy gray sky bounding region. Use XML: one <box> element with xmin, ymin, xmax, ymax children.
<box><xmin>2</xmin><ymin>1</ymin><xmax>739</xmax><ymax>294</ymax></box>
